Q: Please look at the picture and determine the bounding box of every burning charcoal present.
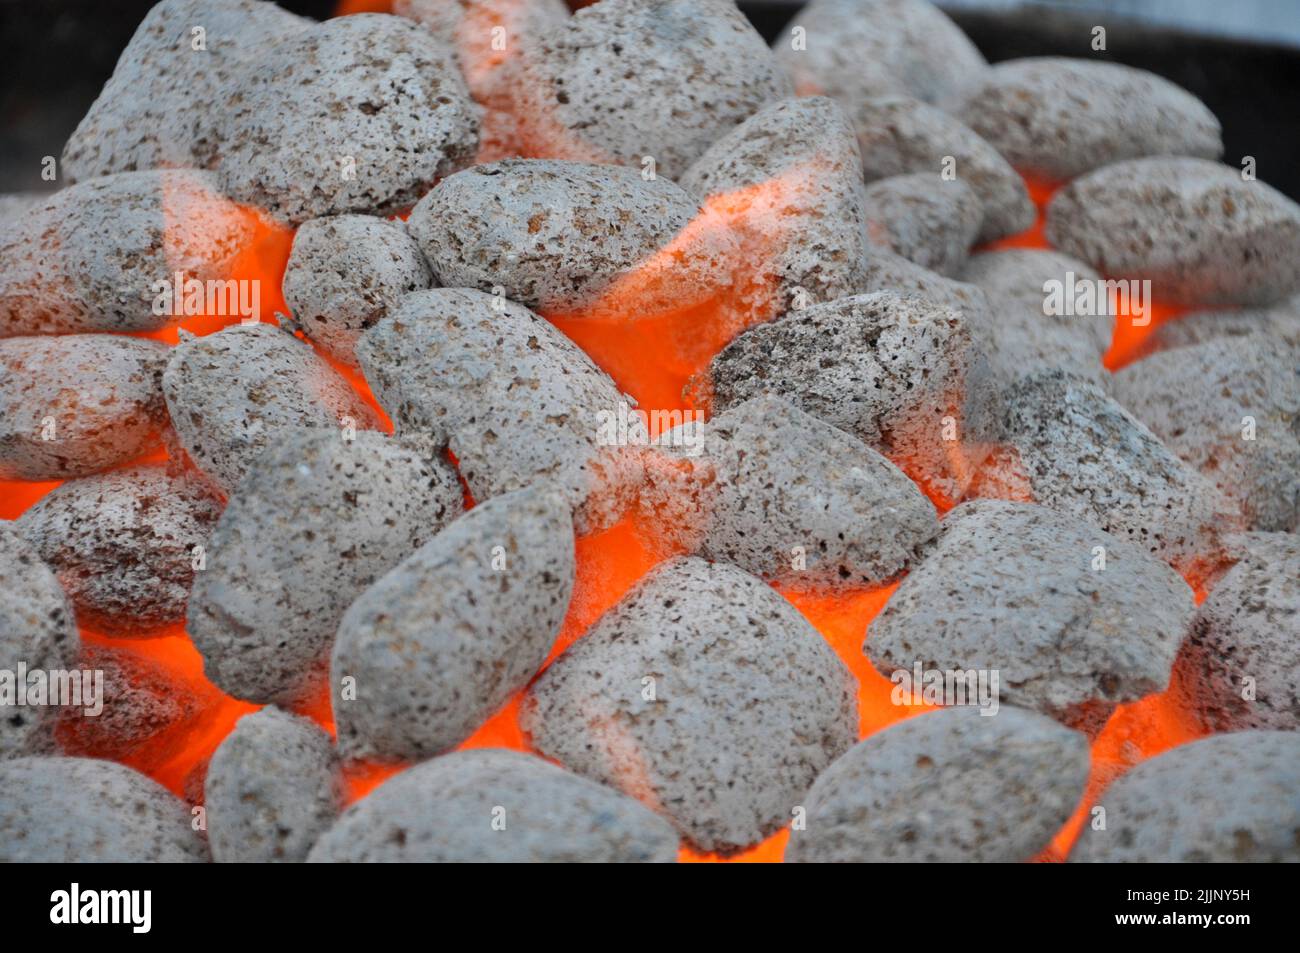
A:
[512,0,790,181]
[55,644,205,767]
[61,0,309,181]
[1113,335,1300,531]
[188,428,462,706]
[1,170,258,336]
[960,58,1223,182]
[642,396,938,591]
[1046,157,1300,307]
[959,249,1112,386]
[0,756,207,862]
[521,556,857,855]
[977,370,1237,575]
[774,0,987,112]
[16,466,222,637]
[395,0,570,163]
[678,96,873,313]
[161,323,382,494]
[1182,534,1300,732]
[866,500,1194,724]
[1071,731,1300,862]
[282,215,433,369]
[787,707,1090,862]
[1141,296,1300,355]
[698,291,997,502]
[863,173,983,277]
[217,14,479,226]
[858,247,992,318]
[407,160,735,319]
[308,748,678,862]
[849,95,1035,243]
[0,335,170,480]
[206,707,340,863]
[0,525,79,761]
[358,288,641,532]
[333,486,575,762]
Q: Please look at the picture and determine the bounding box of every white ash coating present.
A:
[522,556,858,855]
[787,706,1090,862]
[61,0,310,181]
[216,13,480,226]
[1140,296,1300,356]
[959,249,1112,387]
[863,173,983,277]
[332,486,575,763]
[308,748,679,863]
[1183,534,1300,732]
[408,159,735,318]
[282,214,433,368]
[0,169,257,336]
[187,428,463,706]
[513,0,790,181]
[1046,157,1300,308]
[0,335,171,480]
[17,465,223,638]
[980,370,1238,574]
[1071,731,1300,863]
[0,756,207,862]
[0,524,78,761]
[699,291,997,502]
[774,0,987,112]
[0,192,48,224]
[960,57,1223,183]
[849,94,1036,243]
[678,96,873,314]
[857,247,993,319]
[162,322,382,494]
[206,706,341,863]
[357,288,642,533]
[642,396,938,590]
[1113,334,1300,532]
[867,500,1194,719]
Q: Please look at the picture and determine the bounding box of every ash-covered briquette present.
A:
[1183,534,1300,733]
[522,557,858,855]
[512,0,789,181]
[641,396,938,591]
[188,429,463,707]
[1139,296,1300,356]
[162,322,382,495]
[774,0,987,112]
[0,756,208,862]
[332,486,575,763]
[1113,334,1300,532]
[786,707,1090,863]
[0,525,79,761]
[698,291,997,502]
[282,215,433,369]
[16,465,223,637]
[1047,157,1300,307]
[0,335,170,480]
[678,96,873,315]
[0,170,257,336]
[357,288,641,533]
[205,707,340,863]
[858,247,993,318]
[395,0,570,163]
[959,249,1112,387]
[862,173,983,277]
[61,0,309,182]
[849,95,1035,243]
[1071,731,1300,863]
[408,160,735,319]
[217,14,479,226]
[0,193,47,224]
[975,370,1237,575]
[866,500,1194,723]
[308,749,679,863]
[960,57,1223,182]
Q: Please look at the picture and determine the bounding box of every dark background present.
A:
[2,0,1297,197]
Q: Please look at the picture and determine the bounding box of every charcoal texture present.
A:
[1140,297,1300,356]
[863,173,983,277]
